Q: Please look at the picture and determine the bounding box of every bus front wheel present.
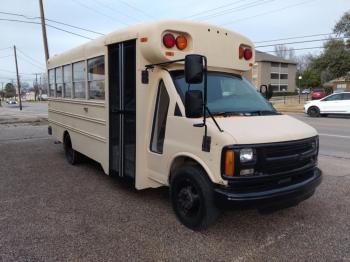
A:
[170,165,220,230]
[63,133,80,165]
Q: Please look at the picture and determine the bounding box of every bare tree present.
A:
[274,44,296,60]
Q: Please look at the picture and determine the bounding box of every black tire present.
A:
[63,133,80,165]
[307,106,320,117]
[170,165,220,230]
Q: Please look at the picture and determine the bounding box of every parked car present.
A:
[302,88,311,94]
[6,100,17,104]
[311,88,327,100]
[304,92,350,117]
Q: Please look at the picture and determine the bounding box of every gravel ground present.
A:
[0,124,349,261]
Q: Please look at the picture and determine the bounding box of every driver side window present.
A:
[323,94,342,101]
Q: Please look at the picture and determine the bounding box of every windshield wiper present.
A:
[246,110,279,116]
[212,112,243,117]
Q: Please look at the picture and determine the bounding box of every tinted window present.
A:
[150,81,170,154]
[88,56,105,100]
[281,63,288,68]
[172,71,274,114]
[342,93,350,100]
[323,94,342,101]
[73,61,86,99]
[280,85,288,91]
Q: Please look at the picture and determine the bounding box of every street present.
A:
[0,114,349,261]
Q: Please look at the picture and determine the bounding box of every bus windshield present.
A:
[171,71,276,116]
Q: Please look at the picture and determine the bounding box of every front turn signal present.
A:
[224,150,235,176]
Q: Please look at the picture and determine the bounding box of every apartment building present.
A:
[250,51,298,92]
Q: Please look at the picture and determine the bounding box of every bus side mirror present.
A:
[260,84,274,100]
[185,90,203,118]
[267,84,274,100]
[185,55,204,84]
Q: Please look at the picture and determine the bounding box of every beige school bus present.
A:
[47,20,322,230]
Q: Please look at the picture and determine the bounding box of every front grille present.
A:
[256,137,317,176]
[225,137,319,191]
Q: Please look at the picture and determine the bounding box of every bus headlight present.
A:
[240,148,255,163]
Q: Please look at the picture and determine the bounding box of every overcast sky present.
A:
[0,0,349,85]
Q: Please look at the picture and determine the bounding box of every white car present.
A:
[304,92,350,117]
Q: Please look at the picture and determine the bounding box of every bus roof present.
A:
[48,20,254,71]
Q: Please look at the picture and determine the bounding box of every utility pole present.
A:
[13,45,22,110]
[39,0,49,63]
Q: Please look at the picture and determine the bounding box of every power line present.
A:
[0,18,93,40]
[221,0,318,26]
[0,11,105,36]
[195,0,275,21]
[262,46,325,53]
[184,0,242,19]
[0,55,13,59]
[93,0,141,23]
[254,33,335,43]
[0,68,41,76]
[16,48,45,66]
[118,0,155,19]
[71,0,129,26]
[256,37,348,48]
[17,54,46,70]
[0,47,12,51]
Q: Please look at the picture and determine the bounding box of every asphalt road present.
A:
[0,115,349,261]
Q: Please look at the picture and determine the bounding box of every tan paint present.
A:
[48,20,317,190]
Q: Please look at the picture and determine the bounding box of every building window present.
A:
[280,85,288,91]
[88,56,105,100]
[73,61,86,99]
[63,64,72,98]
[280,74,288,79]
[337,83,346,90]
[271,62,279,68]
[150,81,170,154]
[270,85,279,92]
[281,63,288,68]
[271,73,279,79]
[48,69,55,97]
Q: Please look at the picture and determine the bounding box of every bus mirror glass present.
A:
[267,84,274,100]
[185,90,203,118]
[185,55,204,84]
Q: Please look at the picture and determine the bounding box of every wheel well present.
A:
[169,156,209,184]
[308,106,319,111]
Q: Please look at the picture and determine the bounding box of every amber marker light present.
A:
[176,35,187,50]
[224,150,235,176]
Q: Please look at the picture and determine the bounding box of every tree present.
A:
[4,83,16,98]
[299,69,321,88]
[334,11,350,38]
[274,44,296,60]
[310,39,350,82]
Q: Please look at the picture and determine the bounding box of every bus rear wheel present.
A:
[63,133,80,165]
[170,165,220,230]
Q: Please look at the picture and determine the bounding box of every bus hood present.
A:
[211,115,317,144]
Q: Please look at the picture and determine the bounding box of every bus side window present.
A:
[73,61,86,99]
[87,56,105,100]
[48,69,55,97]
[55,67,63,98]
[150,81,170,154]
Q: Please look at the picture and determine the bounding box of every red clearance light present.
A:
[176,35,187,50]
[163,33,176,48]
[244,48,253,60]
